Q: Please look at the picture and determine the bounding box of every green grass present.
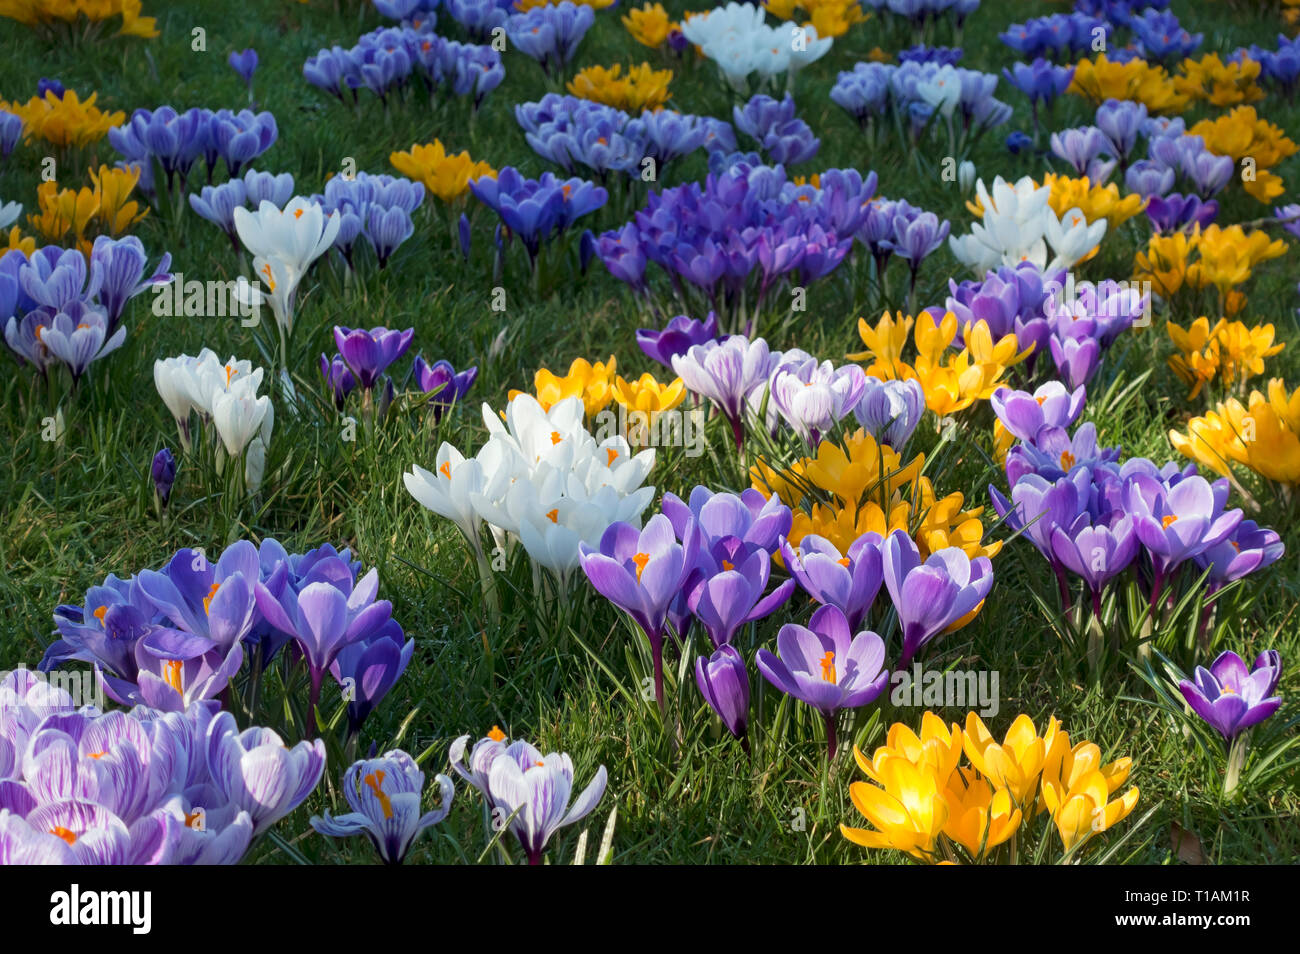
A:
[1,0,1298,865]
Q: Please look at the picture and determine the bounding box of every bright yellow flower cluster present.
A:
[3,226,37,256]
[390,140,495,205]
[26,165,147,256]
[1174,53,1265,107]
[763,0,867,37]
[612,372,685,421]
[1068,54,1190,114]
[621,2,678,48]
[1041,173,1146,228]
[848,311,1031,419]
[842,712,1138,862]
[749,429,1000,561]
[1188,106,1298,204]
[567,63,673,112]
[0,89,125,149]
[1132,225,1287,313]
[1170,379,1300,486]
[510,355,619,418]
[1167,317,1284,401]
[0,0,157,36]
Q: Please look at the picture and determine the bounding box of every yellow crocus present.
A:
[1174,53,1265,107]
[1043,173,1147,228]
[854,712,964,788]
[612,372,686,420]
[963,712,1066,807]
[848,311,914,379]
[841,756,949,862]
[621,2,676,47]
[942,767,1022,860]
[567,63,673,112]
[390,140,496,205]
[1041,767,1139,853]
[1068,54,1190,114]
[510,355,617,417]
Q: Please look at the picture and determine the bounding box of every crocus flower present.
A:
[190,180,248,249]
[152,447,176,506]
[853,377,926,449]
[330,630,415,737]
[695,644,750,743]
[1050,513,1140,610]
[881,530,993,667]
[578,514,699,710]
[228,49,259,90]
[671,335,776,450]
[448,726,510,798]
[334,326,414,393]
[485,741,608,865]
[413,356,477,422]
[768,354,868,447]
[636,313,720,370]
[206,711,327,836]
[1125,473,1242,582]
[137,541,261,651]
[1179,650,1283,740]
[1193,520,1285,589]
[990,382,1086,445]
[310,750,453,864]
[688,548,795,648]
[756,605,889,758]
[779,532,884,631]
[320,353,357,411]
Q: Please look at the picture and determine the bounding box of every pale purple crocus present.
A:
[695,644,750,745]
[778,532,883,631]
[1193,520,1285,591]
[768,356,868,447]
[486,742,608,865]
[229,49,259,91]
[311,750,453,864]
[334,326,414,393]
[688,548,796,649]
[1179,650,1283,741]
[755,605,889,758]
[881,530,993,668]
[671,335,776,451]
[990,382,1086,445]
[852,377,926,450]
[205,711,327,836]
[1126,473,1242,599]
[578,514,700,710]
[1050,513,1140,614]
[636,313,720,370]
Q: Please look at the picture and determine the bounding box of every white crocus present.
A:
[405,440,522,551]
[0,200,21,230]
[244,438,267,493]
[193,352,264,415]
[949,176,1057,273]
[154,350,216,448]
[212,389,272,458]
[233,197,340,274]
[916,65,961,118]
[1044,207,1108,273]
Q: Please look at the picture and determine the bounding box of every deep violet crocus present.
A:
[881,529,993,668]
[310,750,453,864]
[636,313,720,370]
[695,644,750,745]
[152,447,176,506]
[578,514,700,711]
[330,630,415,737]
[1179,650,1282,742]
[413,356,478,422]
[320,353,358,411]
[333,326,414,392]
[755,605,889,758]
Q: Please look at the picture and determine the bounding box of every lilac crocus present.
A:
[152,447,176,506]
[1050,127,1111,176]
[1193,520,1285,590]
[1125,160,1176,200]
[1179,651,1283,741]
[1002,58,1075,111]
[320,353,357,411]
[768,356,868,447]
[1094,99,1147,168]
[205,711,327,836]
[689,548,796,649]
[330,630,415,736]
[1126,473,1242,586]
[413,356,477,422]
[365,205,415,268]
[756,605,889,758]
[695,645,750,744]
[504,2,596,77]
[243,169,295,207]
[779,533,883,631]
[671,335,776,451]
[190,180,248,249]
[1050,513,1140,612]
[578,514,699,710]
[334,326,414,392]
[891,210,950,291]
[1049,335,1101,390]
[853,377,926,450]
[311,750,453,864]
[99,627,245,712]
[881,530,993,668]
[485,742,607,865]
[228,49,259,91]
[137,541,261,651]
[990,382,1086,445]
[0,110,22,159]
[636,313,720,370]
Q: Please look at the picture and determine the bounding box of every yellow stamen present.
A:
[1162,514,1178,529]
[819,651,836,683]
[203,582,221,616]
[163,659,184,695]
[488,725,506,742]
[722,560,734,571]
[362,770,394,820]
[225,363,236,387]
[93,606,108,624]
[632,552,650,582]
[837,557,851,567]
[1060,450,1076,470]
[50,826,78,845]
[439,461,451,479]
[86,751,106,760]
[546,508,558,523]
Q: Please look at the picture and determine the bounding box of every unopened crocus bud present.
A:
[228,48,259,91]
[152,447,176,506]
[695,644,750,742]
[958,159,975,195]
[458,213,472,262]
[244,438,266,493]
[579,229,596,275]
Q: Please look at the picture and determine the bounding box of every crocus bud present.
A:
[244,438,266,493]
[458,213,472,262]
[958,159,976,195]
[152,447,176,506]
[695,645,750,741]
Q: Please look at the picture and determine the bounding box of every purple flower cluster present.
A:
[313,171,425,269]
[999,13,1109,61]
[596,163,875,330]
[505,1,595,78]
[469,167,607,267]
[445,0,515,41]
[108,107,278,197]
[1043,278,1148,389]
[2,240,171,382]
[1240,35,1300,96]
[515,94,718,182]
[304,25,504,111]
[1129,8,1202,62]
[40,539,410,737]
[945,262,1059,370]
[733,93,820,167]
[189,168,296,250]
[0,672,325,864]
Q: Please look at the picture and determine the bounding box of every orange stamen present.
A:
[363,770,394,820]
[632,552,650,582]
[50,826,78,845]
[203,582,221,616]
[546,508,558,523]
[488,725,506,742]
[439,461,451,479]
[819,651,836,683]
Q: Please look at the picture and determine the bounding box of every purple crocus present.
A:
[1146,193,1217,233]
[136,541,260,651]
[89,235,172,334]
[1126,473,1242,586]
[1179,650,1283,741]
[636,313,720,370]
[688,547,796,649]
[330,630,415,736]
[578,514,700,710]
[228,48,259,91]
[1095,99,1147,169]
[205,711,327,836]
[990,382,1086,445]
[1050,126,1112,176]
[152,447,176,507]
[99,627,245,713]
[755,605,889,758]
[768,355,868,447]
[778,533,884,631]
[1050,513,1140,613]
[671,335,776,451]
[695,645,750,744]
[190,180,248,250]
[413,356,477,422]
[320,353,357,411]
[1193,520,1285,590]
[310,750,453,864]
[853,377,926,450]
[334,326,414,392]
[1049,335,1101,390]
[881,530,993,668]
